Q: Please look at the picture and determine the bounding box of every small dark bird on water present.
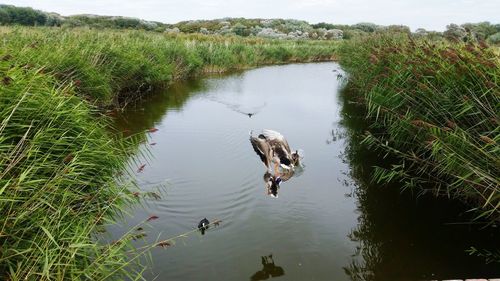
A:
[198,218,210,235]
[207,97,265,118]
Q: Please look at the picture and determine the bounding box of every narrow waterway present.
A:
[111,62,500,281]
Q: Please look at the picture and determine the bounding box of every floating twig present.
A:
[146,215,159,222]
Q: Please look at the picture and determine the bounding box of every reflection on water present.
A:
[207,95,267,118]
[339,86,500,280]
[113,79,208,136]
[262,169,295,198]
[112,63,500,280]
[263,171,282,198]
[251,254,285,281]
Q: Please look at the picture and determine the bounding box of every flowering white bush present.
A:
[165,27,180,33]
[325,29,343,40]
[488,32,500,44]
[257,27,287,39]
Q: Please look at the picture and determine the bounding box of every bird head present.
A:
[266,176,280,198]
[291,150,301,165]
[269,186,278,198]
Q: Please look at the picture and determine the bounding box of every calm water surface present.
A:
[112,63,499,281]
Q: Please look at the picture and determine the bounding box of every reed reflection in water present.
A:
[112,63,500,281]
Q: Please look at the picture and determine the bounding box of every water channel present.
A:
[111,62,500,281]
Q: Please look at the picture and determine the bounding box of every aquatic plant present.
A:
[0,27,337,106]
[0,26,337,279]
[0,57,154,279]
[338,34,500,221]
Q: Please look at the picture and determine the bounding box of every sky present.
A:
[2,0,499,31]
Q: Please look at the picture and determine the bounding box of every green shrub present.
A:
[488,32,500,44]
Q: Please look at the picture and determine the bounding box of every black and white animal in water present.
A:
[198,218,210,235]
[250,129,301,173]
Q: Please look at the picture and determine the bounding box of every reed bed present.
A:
[0,27,337,106]
[0,26,337,279]
[0,60,148,279]
[338,34,499,221]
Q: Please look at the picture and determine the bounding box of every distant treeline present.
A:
[0,4,166,30]
[1,4,499,43]
[0,4,62,26]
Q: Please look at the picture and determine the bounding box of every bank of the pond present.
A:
[0,27,337,280]
[0,27,337,106]
[338,34,499,222]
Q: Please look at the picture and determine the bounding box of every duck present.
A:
[250,129,300,173]
[250,132,275,172]
[198,218,210,235]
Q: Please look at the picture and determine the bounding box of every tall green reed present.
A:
[1,27,337,106]
[338,34,499,221]
[0,26,338,279]
[0,58,153,279]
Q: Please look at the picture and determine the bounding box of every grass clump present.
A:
[0,55,145,279]
[338,34,499,221]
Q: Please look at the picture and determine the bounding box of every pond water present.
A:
[112,62,500,281]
